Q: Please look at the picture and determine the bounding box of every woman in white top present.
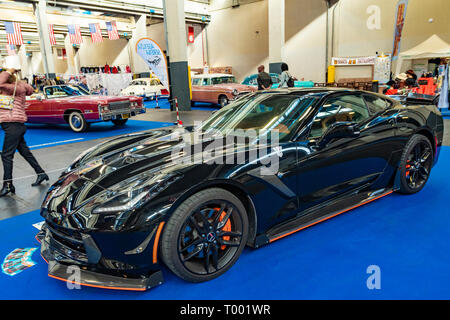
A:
[278,63,293,88]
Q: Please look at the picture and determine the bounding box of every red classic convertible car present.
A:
[25,85,145,132]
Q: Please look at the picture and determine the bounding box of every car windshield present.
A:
[211,76,236,85]
[197,93,318,142]
[45,85,89,98]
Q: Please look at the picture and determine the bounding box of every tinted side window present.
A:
[309,94,370,138]
[363,94,390,114]
[192,78,201,85]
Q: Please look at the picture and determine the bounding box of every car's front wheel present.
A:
[68,111,89,132]
[218,95,229,108]
[398,134,433,194]
[161,188,248,282]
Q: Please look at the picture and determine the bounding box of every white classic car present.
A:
[121,78,168,99]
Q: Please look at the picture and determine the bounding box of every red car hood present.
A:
[213,83,255,92]
[58,95,136,104]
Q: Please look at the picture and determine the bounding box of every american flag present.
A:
[67,24,83,44]
[89,23,103,43]
[6,44,16,56]
[4,22,23,45]
[106,21,119,40]
[48,24,57,46]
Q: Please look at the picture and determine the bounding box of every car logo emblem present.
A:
[207,233,215,242]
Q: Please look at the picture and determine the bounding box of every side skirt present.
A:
[254,189,393,247]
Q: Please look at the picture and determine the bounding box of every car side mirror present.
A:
[317,122,360,149]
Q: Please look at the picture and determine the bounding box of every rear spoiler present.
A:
[390,93,436,106]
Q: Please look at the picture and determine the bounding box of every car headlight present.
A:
[92,173,181,214]
[232,89,238,96]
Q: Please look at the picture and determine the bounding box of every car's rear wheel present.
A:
[111,119,128,126]
[398,134,433,194]
[68,111,89,132]
[218,95,229,108]
[161,188,248,282]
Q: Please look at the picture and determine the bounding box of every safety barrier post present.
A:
[175,97,183,127]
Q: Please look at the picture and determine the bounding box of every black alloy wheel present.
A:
[161,188,248,282]
[398,134,433,194]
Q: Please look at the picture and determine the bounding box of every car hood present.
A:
[58,95,131,103]
[41,126,268,229]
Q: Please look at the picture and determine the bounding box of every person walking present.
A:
[256,65,273,90]
[0,68,48,197]
[278,63,296,88]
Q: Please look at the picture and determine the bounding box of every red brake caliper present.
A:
[406,159,411,177]
[218,209,231,250]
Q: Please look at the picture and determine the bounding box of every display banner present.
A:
[437,64,449,110]
[136,38,169,90]
[331,56,376,66]
[392,0,408,61]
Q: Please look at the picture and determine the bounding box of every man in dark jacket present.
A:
[256,65,272,90]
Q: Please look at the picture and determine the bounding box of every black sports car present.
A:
[37,88,444,291]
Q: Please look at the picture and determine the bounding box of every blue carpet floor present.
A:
[145,99,220,111]
[0,120,174,151]
[0,148,449,299]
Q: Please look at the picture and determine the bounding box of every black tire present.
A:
[68,111,88,132]
[161,188,248,283]
[112,119,128,126]
[218,95,229,108]
[397,134,433,194]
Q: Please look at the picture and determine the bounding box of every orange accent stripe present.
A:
[152,222,165,264]
[41,253,48,264]
[48,274,146,292]
[269,190,394,243]
[35,235,41,243]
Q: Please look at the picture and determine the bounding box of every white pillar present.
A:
[163,0,191,110]
[268,0,285,74]
[130,14,149,75]
[65,35,76,74]
[34,0,55,78]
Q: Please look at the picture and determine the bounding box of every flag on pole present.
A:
[89,23,103,43]
[67,24,83,44]
[48,24,57,46]
[6,44,16,56]
[105,21,120,40]
[4,22,24,45]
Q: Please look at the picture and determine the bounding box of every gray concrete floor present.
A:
[0,110,449,220]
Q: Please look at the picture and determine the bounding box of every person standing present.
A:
[256,65,273,90]
[278,63,296,88]
[0,68,49,197]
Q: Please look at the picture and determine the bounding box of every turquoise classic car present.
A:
[242,73,314,89]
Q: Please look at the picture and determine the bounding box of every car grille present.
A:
[47,222,86,254]
[109,101,131,112]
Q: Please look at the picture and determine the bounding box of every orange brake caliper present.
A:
[406,159,411,177]
[218,209,231,250]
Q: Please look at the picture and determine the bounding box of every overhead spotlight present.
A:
[428,18,434,23]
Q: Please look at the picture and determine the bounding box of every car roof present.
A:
[192,73,235,78]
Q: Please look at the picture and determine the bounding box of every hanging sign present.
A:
[136,38,169,90]
[391,0,408,61]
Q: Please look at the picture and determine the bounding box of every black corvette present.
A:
[37,88,444,290]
